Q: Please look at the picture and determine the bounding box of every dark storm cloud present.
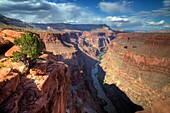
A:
[0,0,90,23]
[0,0,52,12]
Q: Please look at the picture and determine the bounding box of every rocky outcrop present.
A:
[5,46,20,57]
[0,29,23,55]
[100,33,170,109]
[0,53,70,113]
[0,29,24,42]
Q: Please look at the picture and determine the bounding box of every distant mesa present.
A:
[33,23,113,31]
[0,14,114,32]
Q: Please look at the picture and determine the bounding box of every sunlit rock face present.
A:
[100,33,170,109]
[0,53,70,113]
[0,29,24,42]
[136,100,170,113]
[0,29,24,55]
[40,31,116,58]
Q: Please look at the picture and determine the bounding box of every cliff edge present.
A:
[0,53,70,113]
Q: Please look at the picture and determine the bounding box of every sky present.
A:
[0,0,170,31]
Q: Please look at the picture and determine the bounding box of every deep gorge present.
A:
[0,29,170,113]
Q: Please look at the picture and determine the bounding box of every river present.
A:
[91,63,117,113]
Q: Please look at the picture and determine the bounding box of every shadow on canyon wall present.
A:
[60,32,144,113]
[97,65,144,113]
[65,36,143,113]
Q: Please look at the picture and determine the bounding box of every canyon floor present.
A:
[0,28,170,113]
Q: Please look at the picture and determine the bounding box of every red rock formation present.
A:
[0,29,24,55]
[5,45,20,57]
[100,33,170,109]
[0,53,70,113]
[0,29,24,42]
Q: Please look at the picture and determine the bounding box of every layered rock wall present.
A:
[40,31,115,57]
[100,33,170,109]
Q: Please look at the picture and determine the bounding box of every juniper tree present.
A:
[12,32,43,67]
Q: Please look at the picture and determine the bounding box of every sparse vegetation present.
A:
[12,32,44,67]
[0,62,4,67]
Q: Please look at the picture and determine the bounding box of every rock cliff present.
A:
[0,29,115,113]
[2,29,169,113]
[100,33,170,109]
[0,52,70,113]
[39,31,114,113]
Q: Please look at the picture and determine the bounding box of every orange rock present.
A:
[0,67,20,104]
[0,53,70,113]
[1,30,24,42]
[136,101,170,113]
[5,46,20,57]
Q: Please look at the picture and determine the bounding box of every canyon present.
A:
[100,33,170,112]
[0,28,170,113]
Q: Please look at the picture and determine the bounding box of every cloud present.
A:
[164,24,170,28]
[147,20,165,25]
[0,0,92,23]
[104,16,129,22]
[99,1,133,13]
[95,16,144,30]
[0,0,52,12]
[135,8,170,18]
[0,0,169,31]
[163,0,170,7]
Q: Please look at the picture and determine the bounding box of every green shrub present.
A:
[0,62,4,67]
[12,32,43,65]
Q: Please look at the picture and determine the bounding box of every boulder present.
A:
[5,46,20,57]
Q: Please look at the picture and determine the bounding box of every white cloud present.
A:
[163,0,170,7]
[104,16,129,22]
[164,24,170,28]
[147,20,165,25]
[93,16,144,30]
[99,1,133,13]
